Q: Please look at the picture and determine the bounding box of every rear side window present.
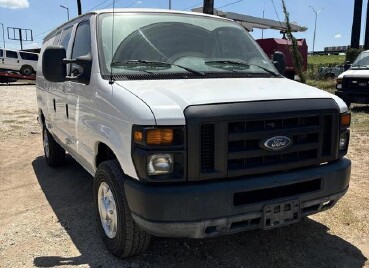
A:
[6,50,18,59]
[59,26,73,49]
[19,52,38,61]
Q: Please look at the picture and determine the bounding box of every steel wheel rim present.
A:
[98,181,118,239]
[43,128,50,159]
[24,68,31,76]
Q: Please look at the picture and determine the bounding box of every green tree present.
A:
[281,0,306,83]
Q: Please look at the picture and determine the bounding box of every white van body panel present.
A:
[338,69,369,79]
[116,78,348,125]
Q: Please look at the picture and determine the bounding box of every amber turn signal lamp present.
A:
[134,130,143,143]
[341,113,351,128]
[147,129,174,145]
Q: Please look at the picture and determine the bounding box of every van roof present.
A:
[44,8,231,41]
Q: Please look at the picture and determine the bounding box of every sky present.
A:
[0,0,366,52]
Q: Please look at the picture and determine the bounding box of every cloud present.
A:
[0,0,29,9]
[334,33,342,38]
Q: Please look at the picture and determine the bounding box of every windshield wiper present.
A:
[111,60,205,76]
[205,60,281,77]
[351,65,369,69]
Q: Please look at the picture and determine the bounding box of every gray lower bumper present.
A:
[125,158,351,238]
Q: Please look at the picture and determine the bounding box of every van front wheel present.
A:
[94,160,151,258]
[20,65,34,76]
[43,126,65,166]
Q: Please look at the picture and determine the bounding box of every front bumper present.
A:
[124,158,351,238]
[336,89,369,103]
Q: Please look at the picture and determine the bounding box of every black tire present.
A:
[94,160,151,258]
[43,126,65,167]
[20,65,34,76]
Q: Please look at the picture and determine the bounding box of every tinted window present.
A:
[19,52,38,61]
[72,21,91,58]
[0,50,3,58]
[59,26,73,49]
[6,50,18,59]
[71,21,91,76]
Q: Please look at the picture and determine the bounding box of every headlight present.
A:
[147,153,173,175]
[339,132,349,150]
[336,78,343,89]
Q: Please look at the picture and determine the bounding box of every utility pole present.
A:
[351,0,363,49]
[0,23,5,49]
[77,0,82,15]
[203,0,214,15]
[60,5,70,21]
[169,0,172,9]
[364,0,369,49]
[309,6,318,54]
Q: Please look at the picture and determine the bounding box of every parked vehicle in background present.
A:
[257,38,308,80]
[37,9,351,258]
[319,65,344,79]
[0,49,38,76]
[336,50,369,107]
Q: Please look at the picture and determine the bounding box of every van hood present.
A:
[116,78,346,125]
[338,69,369,78]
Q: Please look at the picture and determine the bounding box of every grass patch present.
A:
[350,106,369,132]
[306,79,336,94]
[308,55,345,65]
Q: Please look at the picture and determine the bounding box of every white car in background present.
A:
[0,49,38,76]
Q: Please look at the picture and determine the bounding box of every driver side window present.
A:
[71,21,91,77]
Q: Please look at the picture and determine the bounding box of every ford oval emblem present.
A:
[261,136,292,151]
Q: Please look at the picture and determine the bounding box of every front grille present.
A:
[344,78,369,91]
[199,113,337,178]
[201,124,215,171]
[185,99,340,181]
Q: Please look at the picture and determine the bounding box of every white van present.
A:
[336,50,369,107]
[0,48,38,76]
[36,9,351,258]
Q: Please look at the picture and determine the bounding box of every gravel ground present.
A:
[0,84,368,267]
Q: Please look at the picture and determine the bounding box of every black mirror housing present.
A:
[42,46,67,82]
[272,51,286,76]
[344,61,352,71]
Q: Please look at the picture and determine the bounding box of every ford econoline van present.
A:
[36,9,351,258]
[336,50,369,107]
[0,49,38,75]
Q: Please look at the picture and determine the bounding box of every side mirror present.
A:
[42,46,66,82]
[64,53,92,84]
[344,61,352,71]
[272,51,286,76]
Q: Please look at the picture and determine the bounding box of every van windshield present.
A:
[97,12,278,78]
[351,51,369,69]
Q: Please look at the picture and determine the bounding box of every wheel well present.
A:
[96,143,117,168]
[40,110,45,125]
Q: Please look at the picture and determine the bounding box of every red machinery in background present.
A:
[257,38,308,80]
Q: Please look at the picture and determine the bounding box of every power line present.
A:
[270,0,283,28]
[182,2,202,11]
[87,0,110,11]
[216,0,244,9]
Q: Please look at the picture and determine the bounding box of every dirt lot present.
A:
[0,84,368,268]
